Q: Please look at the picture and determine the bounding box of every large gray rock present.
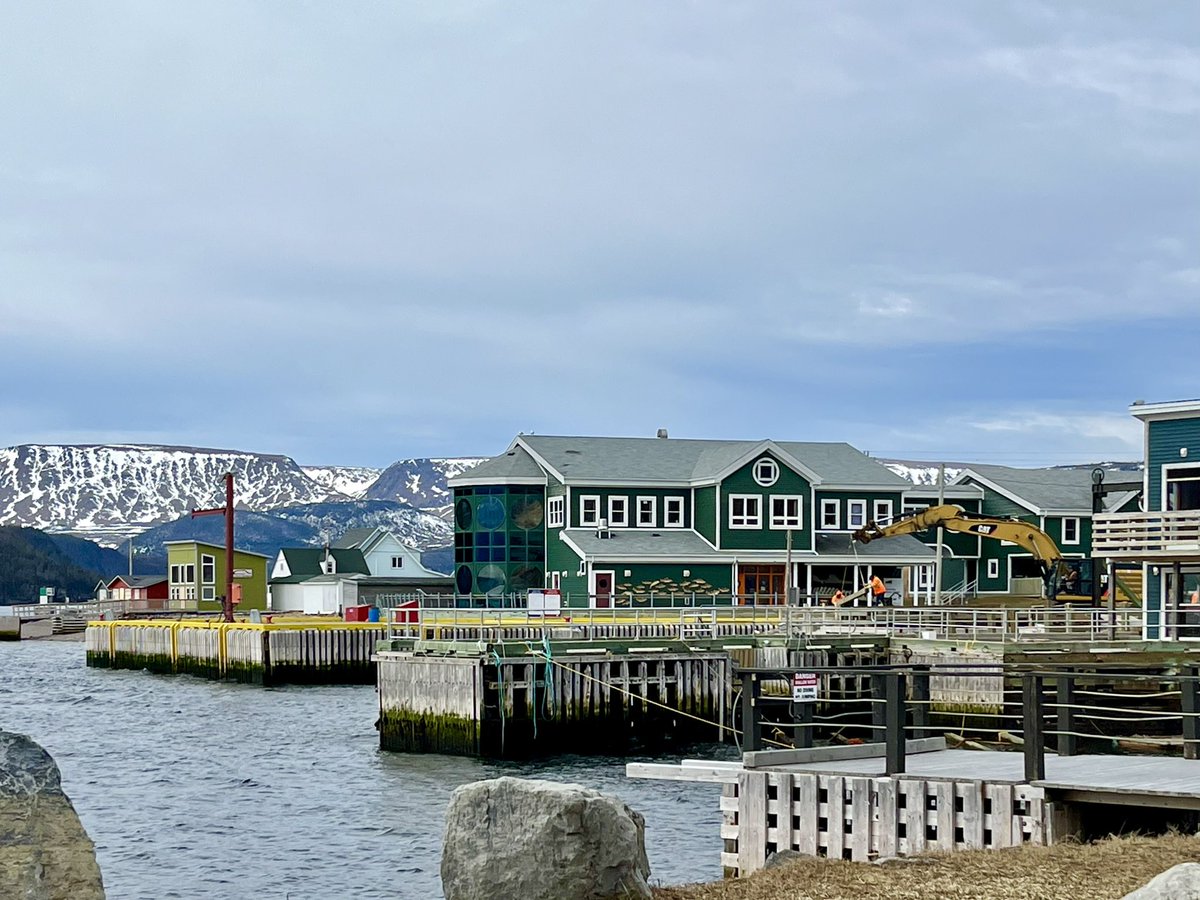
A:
[1124,863,1200,900]
[0,731,105,899]
[441,776,651,900]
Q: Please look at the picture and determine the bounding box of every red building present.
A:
[106,575,169,610]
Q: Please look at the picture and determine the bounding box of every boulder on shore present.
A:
[0,730,105,900]
[440,776,651,900]
[1124,863,1200,900]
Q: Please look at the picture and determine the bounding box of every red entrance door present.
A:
[594,572,613,608]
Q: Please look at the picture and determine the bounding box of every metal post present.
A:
[934,463,946,605]
[871,673,887,743]
[885,672,906,775]
[1107,560,1117,641]
[1056,676,1077,757]
[1182,667,1200,761]
[1023,674,1045,781]
[742,674,762,752]
[224,473,235,624]
[792,697,814,750]
[911,666,931,739]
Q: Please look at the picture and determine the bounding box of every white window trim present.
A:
[202,586,215,600]
[1062,516,1081,546]
[608,496,629,528]
[664,496,685,528]
[547,497,565,528]
[580,495,601,528]
[201,554,216,585]
[753,457,779,487]
[987,558,1000,579]
[847,499,867,530]
[770,495,804,530]
[636,496,657,528]
[820,499,840,530]
[729,494,762,529]
[872,500,893,525]
[391,555,405,568]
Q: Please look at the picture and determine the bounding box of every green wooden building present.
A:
[164,540,270,612]
[449,433,939,608]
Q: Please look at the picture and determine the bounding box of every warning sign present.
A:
[792,672,818,703]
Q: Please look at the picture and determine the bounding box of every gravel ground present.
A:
[654,833,1200,900]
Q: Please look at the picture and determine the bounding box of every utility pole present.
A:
[192,473,236,623]
[785,527,794,605]
[933,463,946,605]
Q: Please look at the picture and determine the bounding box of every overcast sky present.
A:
[2,2,1197,468]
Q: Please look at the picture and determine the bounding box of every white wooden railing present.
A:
[1093,510,1200,559]
[4,600,129,621]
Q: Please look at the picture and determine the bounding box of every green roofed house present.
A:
[448,432,940,608]
[269,548,372,614]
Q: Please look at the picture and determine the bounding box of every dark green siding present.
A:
[814,491,906,531]
[596,563,732,605]
[570,487,691,530]
[718,453,812,550]
[1149,418,1200,512]
[694,486,717,544]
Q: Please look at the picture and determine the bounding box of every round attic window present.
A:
[753,457,779,487]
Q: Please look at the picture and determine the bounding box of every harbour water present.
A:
[0,640,724,899]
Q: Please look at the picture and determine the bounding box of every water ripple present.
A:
[1,641,725,899]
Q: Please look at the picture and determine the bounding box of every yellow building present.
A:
[164,541,270,612]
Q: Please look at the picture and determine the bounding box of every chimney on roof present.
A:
[656,428,669,439]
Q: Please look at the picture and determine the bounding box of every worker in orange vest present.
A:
[870,575,886,605]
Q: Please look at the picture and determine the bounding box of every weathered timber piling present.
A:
[377,649,733,758]
[86,620,386,686]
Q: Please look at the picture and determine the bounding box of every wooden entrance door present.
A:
[737,565,785,605]
[594,571,613,608]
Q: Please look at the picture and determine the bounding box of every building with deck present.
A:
[1094,399,1200,639]
[450,434,940,607]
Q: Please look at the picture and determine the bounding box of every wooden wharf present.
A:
[631,663,1200,878]
[85,619,386,686]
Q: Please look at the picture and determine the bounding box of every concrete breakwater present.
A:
[85,620,386,686]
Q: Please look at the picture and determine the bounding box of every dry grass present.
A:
[653,833,1200,900]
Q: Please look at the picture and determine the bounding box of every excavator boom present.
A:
[853,504,1068,595]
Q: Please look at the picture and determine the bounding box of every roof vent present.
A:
[656,428,669,439]
[596,518,612,540]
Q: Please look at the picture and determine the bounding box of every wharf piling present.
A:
[376,648,734,758]
[85,620,385,686]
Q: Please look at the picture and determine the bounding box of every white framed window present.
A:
[608,496,628,527]
[391,555,405,569]
[547,497,565,528]
[848,500,867,529]
[753,457,779,487]
[202,586,215,600]
[580,495,601,527]
[729,494,762,529]
[987,559,1000,579]
[184,585,196,600]
[664,496,685,527]
[550,571,561,590]
[903,504,923,516]
[201,554,215,584]
[770,495,803,529]
[170,565,181,583]
[636,496,657,527]
[183,564,195,584]
[820,499,840,530]
[1062,517,1080,545]
[873,500,893,525]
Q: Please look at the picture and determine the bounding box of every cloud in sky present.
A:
[0,2,1196,466]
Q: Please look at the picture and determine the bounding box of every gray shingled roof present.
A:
[111,575,168,588]
[333,527,376,549]
[513,436,908,486]
[815,533,935,561]
[450,444,546,482]
[562,528,731,560]
[955,464,1101,513]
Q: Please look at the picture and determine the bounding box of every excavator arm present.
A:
[853,504,1067,594]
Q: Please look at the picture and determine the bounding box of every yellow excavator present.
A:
[852,504,1082,603]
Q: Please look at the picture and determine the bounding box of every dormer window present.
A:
[753,458,779,487]
[323,556,337,575]
[391,555,404,569]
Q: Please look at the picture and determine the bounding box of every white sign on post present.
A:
[792,672,818,703]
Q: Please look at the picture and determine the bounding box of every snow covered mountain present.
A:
[0,444,485,547]
[299,465,384,499]
[882,461,965,486]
